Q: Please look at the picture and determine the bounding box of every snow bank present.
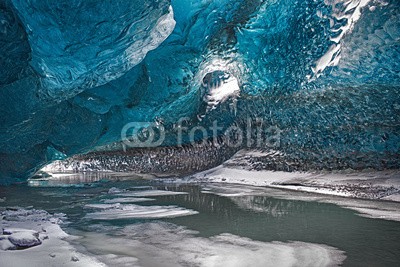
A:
[0,208,104,267]
[191,165,400,201]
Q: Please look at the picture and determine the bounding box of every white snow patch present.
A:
[191,165,400,198]
[7,231,41,248]
[0,208,105,267]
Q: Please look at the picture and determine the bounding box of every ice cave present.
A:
[0,0,399,266]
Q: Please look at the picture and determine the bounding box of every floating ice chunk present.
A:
[108,187,123,194]
[102,198,155,204]
[85,204,198,220]
[117,190,188,197]
[85,204,121,210]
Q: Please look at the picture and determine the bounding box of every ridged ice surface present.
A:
[0,0,399,183]
[11,0,175,99]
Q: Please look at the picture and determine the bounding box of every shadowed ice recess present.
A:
[0,0,399,183]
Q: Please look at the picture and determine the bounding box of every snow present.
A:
[0,208,105,267]
[7,231,42,248]
[3,228,39,235]
[190,165,400,201]
[189,166,400,222]
[0,238,15,251]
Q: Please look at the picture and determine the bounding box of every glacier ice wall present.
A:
[0,0,399,183]
[11,0,175,99]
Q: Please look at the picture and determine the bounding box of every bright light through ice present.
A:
[201,70,240,119]
[205,74,240,104]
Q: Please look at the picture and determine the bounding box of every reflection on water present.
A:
[1,177,399,266]
[76,222,345,267]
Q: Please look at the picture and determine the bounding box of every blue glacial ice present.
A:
[0,0,399,183]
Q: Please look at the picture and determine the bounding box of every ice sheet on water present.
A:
[79,221,346,267]
[84,204,198,220]
[102,198,155,204]
[117,190,188,197]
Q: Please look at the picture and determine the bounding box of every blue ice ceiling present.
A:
[0,0,399,183]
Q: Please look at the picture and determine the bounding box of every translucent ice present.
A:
[0,0,399,183]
